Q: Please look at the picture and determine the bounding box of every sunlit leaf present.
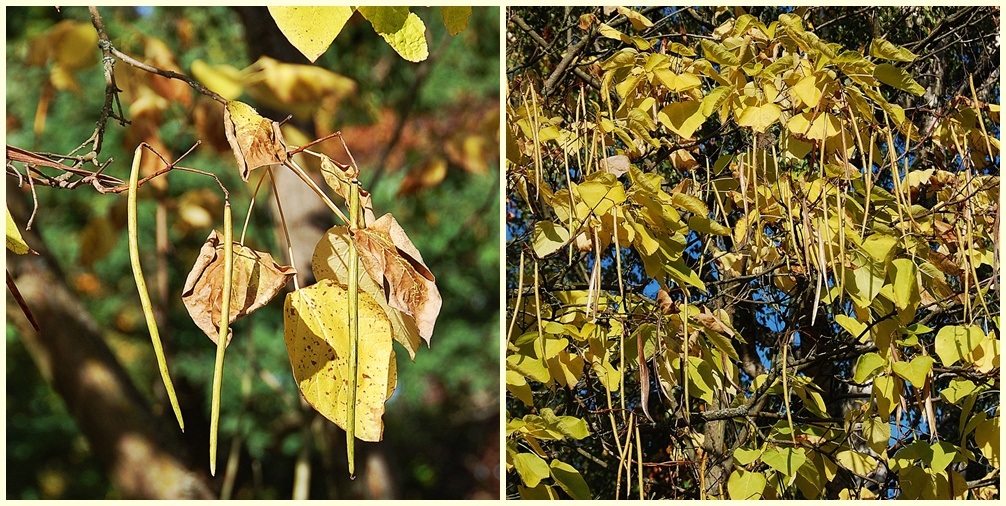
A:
[870,39,917,63]
[268,6,355,62]
[727,469,766,500]
[532,221,570,258]
[737,102,781,133]
[762,446,807,478]
[313,226,425,358]
[6,206,31,255]
[284,279,396,441]
[891,355,933,387]
[358,7,429,62]
[190,59,243,101]
[658,100,706,139]
[853,352,886,383]
[934,325,984,367]
[834,449,877,476]
[513,452,550,488]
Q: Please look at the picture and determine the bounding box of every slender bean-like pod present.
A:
[209,202,234,476]
[346,178,361,477]
[127,145,184,431]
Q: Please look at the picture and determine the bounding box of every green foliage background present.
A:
[6,6,499,499]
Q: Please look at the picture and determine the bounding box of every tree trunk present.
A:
[6,189,215,499]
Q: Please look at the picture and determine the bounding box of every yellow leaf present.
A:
[974,417,999,468]
[737,102,781,133]
[284,279,396,441]
[6,206,31,255]
[268,6,355,62]
[834,449,877,476]
[52,20,99,71]
[358,7,429,62]
[313,226,424,359]
[616,6,653,31]
[243,56,357,121]
[658,100,706,139]
[787,111,841,140]
[533,222,570,258]
[440,6,471,36]
[223,100,288,180]
[791,74,822,108]
[190,59,243,101]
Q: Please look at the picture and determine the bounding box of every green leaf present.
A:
[874,63,925,96]
[733,447,761,466]
[934,325,984,367]
[684,356,716,404]
[532,221,570,258]
[268,6,355,62]
[658,100,706,139]
[518,483,559,499]
[869,39,917,63]
[862,416,891,456]
[6,206,30,254]
[853,352,886,383]
[939,378,979,404]
[889,259,919,312]
[513,452,551,488]
[929,441,957,473]
[440,6,471,36]
[891,355,933,387]
[549,459,591,499]
[762,447,807,478]
[874,375,896,418]
[843,261,885,307]
[836,314,868,340]
[358,7,429,62]
[727,469,766,500]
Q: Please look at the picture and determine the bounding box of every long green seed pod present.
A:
[346,178,361,477]
[209,202,234,476]
[127,145,184,431]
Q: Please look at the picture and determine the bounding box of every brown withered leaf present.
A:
[351,214,441,344]
[312,226,423,359]
[182,230,296,344]
[656,288,675,315]
[319,154,377,226]
[223,100,289,181]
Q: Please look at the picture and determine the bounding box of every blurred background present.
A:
[6,6,499,499]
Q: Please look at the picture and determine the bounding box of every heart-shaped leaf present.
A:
[268,6,355,63]
[182,230,296,344]
[284,279,396,441]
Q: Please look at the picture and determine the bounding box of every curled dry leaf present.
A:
[182,230,296,344]
[350,214,442,344]
[601,154,630,177]
[284,279,396,441]
[656,288,676,315]
[313,226,423,359]
[223,100,289,181]
[319,155,377,226]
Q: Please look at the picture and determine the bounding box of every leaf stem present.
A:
[127,145,184,431]
[210,202,234,476]
[346,177,361,477]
